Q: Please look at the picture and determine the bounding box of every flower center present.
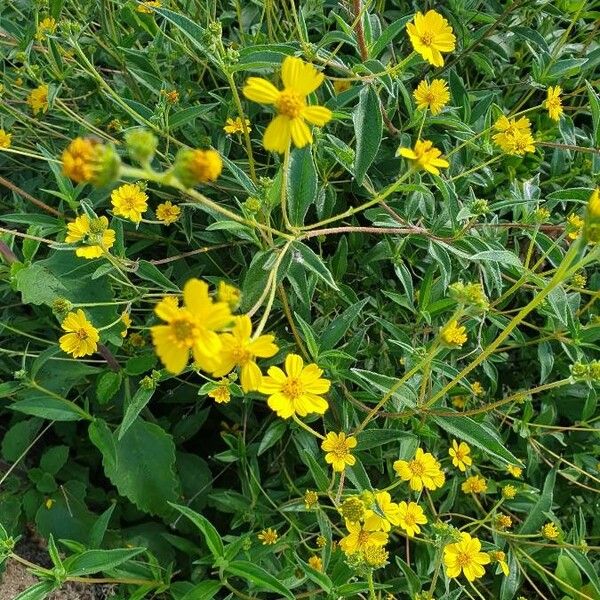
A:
[282,377,304,400]
[76,328,89,340]
[330,440,349,459]
[170,317,198,347]
[231,345,252,365]
[123,195,138,210]
[457,552,472,567]
[404,513,416,526]
[425,91,437,104]
[357,530,370,546]
[409,459,425,476]
[276,90,305,118]
[420,32,434,46]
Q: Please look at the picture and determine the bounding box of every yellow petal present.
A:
[240,361,263,392]
[302,105,332,126]
[263,115,291,153]
[281,56,324,96]
[290,118,312,148]
[243,77,280,104]
[285,353,304,377]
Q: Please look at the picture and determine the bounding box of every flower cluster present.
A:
[492,115,535,155]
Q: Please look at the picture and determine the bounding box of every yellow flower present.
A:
[211,315,278,392]
[449,440,472,472]
[407,10,456,67]
[0,129,12,148]
[137,1,161,13]
[492,116,535,155]
[541,522,559,540]
[121,312,132,338]
[150,279,232,374]
[490,550,510,576]
[308,555,323,571]
[506,465,522,478]
[28,84,49,115]
[224,117,251,134]
[496,515,513,530]
[304,490,318,509]
[62,137,118,185]
[413,79,450,115]
[566,214,584,240]
[59,309,99,358]
[242,56,332,153]
[339,521,388,555]
[259,353,330,419]
[396,139,449,175]
[587,187,600,218]
[321,432,357,473]
[544,86,563,121]
[257,528,278,545]
[441,319,467,346]
[363,491,400,532]
[363,545,389,568]
[111,183,148,223]
[217,281,241,310]
[461,474,487,494]
[36,17,57,41]
[65,214,116,259]
[471,381,485,396]
[155,201,181,225]
[396,501,427,538]
[443,532,490,581]
[208,379,231,404]
[339,497,366,522]
[502,484,517,499]
[393,448,445,491]
[164,89,179,104]
[174,148,223,187]
[452,395,467,409]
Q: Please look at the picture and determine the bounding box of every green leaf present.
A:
[13,582,55,600]
[350,369,415,409]
[168,503,224,559]
[2,419,42,462]
[135,260,179,292]
[118,387,155,440]
[369,16,411,59]
[470,250,522,268]
[153,8,212,64]
[291,242,339,290]
[320,298,369,350]
[555,554,583,595]
[9,397,84,422]
[295,554,333,593]
[353,85,382,185]
[257,420,287,456]
[96,371,122,405]
[88,504,116,548]
[300,449,330,492]
[89,418,180,517]
[565,549,600,597]
[357,429,417,451]
[180,581,222,600]
[287,147,317,226]
[65,548,145,576]
[14,262,65,306]
[520,468,557,534]
[225,560,294,600]
[432,412,521,466]
[40,446,69,475]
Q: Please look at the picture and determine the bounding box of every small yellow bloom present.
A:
[45,498,54,509]
[449,440,472,472]
[62,137,117,185]
[174,148,223,187]
[164,89,179,104]
[208,380,231,404]
[59,309,99,358]
[506,465,522,478]
[137,1,161,13]
[496,514,513,530]
[224,117,251,135]
[566,214,584,240]
[471,381,485,396]
[490,550,510,576]
[339,521,388,555]
[36,17,57,41]
[308,555,323,571]
[541,522,559,540]
[413,79,450,115]
[587,187,600,219]
[407,10,456,67]
[363,545,389,568]
[393,448,445,491]
[461,474,487,494]
[212,315,278,392]
[451,395,467,409]
[243,56,332,153]
[0,129,12,149]
[492,116,535,155]
[316,535,326,548]
[259,353,330,419]
[502,484,517,500]
[121,312,132,338]
[339,496,366,522]
[396,501,427,538]
[363,491,400,532]
[155,201,181,225]
[441,319,467,346]
[304,490,318,509]
[321,432,357,473]
[65,214,116,259]
[150,279,232,374]
[396,139,449,175]
[257,528,278,545]
[544,86,563,121]
[217,281,241,310]
[443,532,490,581]
[111,183,148,224]
[28,84,49,115]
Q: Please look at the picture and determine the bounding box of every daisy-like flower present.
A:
[502,484,517,499]
[321,432,357,473]
[174,148,223,187]
[443,532,490,581]
[257,528,278,545]
[62,137,118,185]
[65,214,116,259]
[208,379,231,404]
[396,501,427,537]
[150,279,232,374]
[211,315,278,392]
[471,381,485,396]
[566,214,584,240]
[449,440,472,472]
[0,129,12,149]
[544,86,563,121]
[155,201,181,225]
[304,490,319,509]
[407,10,456,67]
[224,117,251,135]
[339,521,388,555]
[28,84,49,115]
[461,474,487,494]
[396,139,449,175]
[137,0,161,13]
[363,491,401,532]
[111,183,148,224]
[506,465,522,478]
[496,514,513,530]
[217,281,241,310]
[393,448,445,491]
[440,319,467,346]
[35,17,57,41]
[490,550,510,576]
[492,116,535,155]
[258,353,330,419]
[541,522,559,540]
[308,555,323,571]
[413,79,450,115]
[121,312,132,338]
[59,309,99,358]
[242,56,332,153]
